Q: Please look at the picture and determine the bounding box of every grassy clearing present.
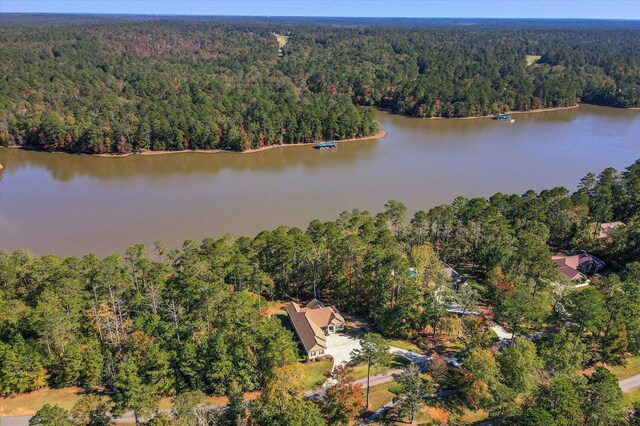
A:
[624,388,640,407]
[457,408,489,424]
[0,387,83,416]
[301,361,333,390]
[361,381,397,415]
[385,338,421,352]
[437,340,465,356]
[526,54,542,66]
[610,356,640,380]
[0,390,261,417]
[275,34,289,48]
[402,406,445,424]
[351,355,410,380]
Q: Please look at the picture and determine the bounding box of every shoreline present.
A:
[414,104,581,121]
[132,129,388,157]
[2,102,637,159]
[0,129,388,159]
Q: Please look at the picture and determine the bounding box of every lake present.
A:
[1,104,639,257]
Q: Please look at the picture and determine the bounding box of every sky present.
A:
[1,0,639,20]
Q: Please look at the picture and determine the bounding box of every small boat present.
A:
[314,141,337,150]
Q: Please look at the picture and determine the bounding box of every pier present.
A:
[314,141,337,150]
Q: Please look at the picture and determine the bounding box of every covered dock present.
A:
[314,141,337,149]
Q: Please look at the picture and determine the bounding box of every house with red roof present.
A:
[552,251,605,284]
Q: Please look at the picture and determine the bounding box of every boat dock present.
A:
[314,141,337,150]
[493,113,515,122]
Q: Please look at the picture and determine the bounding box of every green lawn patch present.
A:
[351,355,410,380]
[610,356,640,380]
[385,338,421,352]
[361,381,397,415]
[301,361,333,390]
[458,408,489,424]
[624,388,640,407]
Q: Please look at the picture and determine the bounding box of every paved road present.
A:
[492,324,513,342]
[356,374,640,426]
[305,369,404,400]
[620,373,640,392]
[2,337,429,426]
[1,411,156,426]
[5,373,640,426]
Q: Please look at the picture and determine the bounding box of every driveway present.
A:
[492,324,513,342]
[325,333,362,367]
[390,347,429,365]
[324,333,430,369]
[620,373,640,392]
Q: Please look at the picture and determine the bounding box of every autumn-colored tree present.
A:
[261,364,306,411]
[321,365,363,425]
[460,348,501,408]
[70,395,111,426]
[428,353,449,388]
[250,363,326,426]
[439,316,463,341]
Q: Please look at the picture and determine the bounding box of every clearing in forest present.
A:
[526,54,542,65]
[275,33,290,48]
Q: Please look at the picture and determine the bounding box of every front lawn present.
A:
[361,381,397,415]
[301,361,333,390]
[385,338,421,352]
[624,388,640,407]
[351,355,410,380]
[609,356,640,380]
[0,387,83,416]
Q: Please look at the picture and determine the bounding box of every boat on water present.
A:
[493,113,515,123]
[314,141,337,149]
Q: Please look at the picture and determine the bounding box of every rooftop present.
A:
[285,299,345,354]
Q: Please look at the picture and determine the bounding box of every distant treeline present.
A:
[0,17,639,154]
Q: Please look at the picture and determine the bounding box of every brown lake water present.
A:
[1,104,639,257]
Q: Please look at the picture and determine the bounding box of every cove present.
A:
[1,104,638,257]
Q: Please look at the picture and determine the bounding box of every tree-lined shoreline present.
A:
[1,159,639,424]
[1,17,639,155]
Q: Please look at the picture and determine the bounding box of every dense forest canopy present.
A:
[1,159,639,424]
[0,15,639,154]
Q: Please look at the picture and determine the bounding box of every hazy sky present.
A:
[2,0,640,20]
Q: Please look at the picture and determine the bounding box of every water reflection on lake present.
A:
[1,104,638,256]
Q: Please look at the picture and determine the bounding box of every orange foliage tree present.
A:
[321,365,364,425]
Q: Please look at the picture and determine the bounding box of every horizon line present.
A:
[2,12,640,21]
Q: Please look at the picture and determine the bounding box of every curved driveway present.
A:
[324,333,429,369]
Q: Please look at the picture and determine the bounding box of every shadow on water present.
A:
[0,140,380,182]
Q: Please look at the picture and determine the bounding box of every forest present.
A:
[1,159,639,425]
[1,16,639,154]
